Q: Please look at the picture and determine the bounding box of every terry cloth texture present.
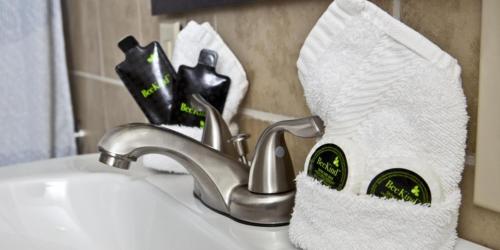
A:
[291,0,468,249]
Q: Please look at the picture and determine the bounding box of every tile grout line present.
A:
[100,72,111,131]
[241,108,298,124]
[72,70,123,86]
[465,155,476,167]
[392,0,401,20]
[95,0,105,77]
[213,13,218,31]
[136,0,144,42]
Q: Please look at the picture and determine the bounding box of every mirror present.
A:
[151,0,255,15]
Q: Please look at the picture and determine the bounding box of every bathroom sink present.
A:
[0,154,489,250]
[0,154,292,250]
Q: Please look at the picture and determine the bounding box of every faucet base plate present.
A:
[194,187,295,227]
[194,192,290,227]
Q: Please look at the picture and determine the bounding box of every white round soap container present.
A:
[304,135,368,193]
[360,156,443,205]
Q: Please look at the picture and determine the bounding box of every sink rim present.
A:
[0,154,490,250]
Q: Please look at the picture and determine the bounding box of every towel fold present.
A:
[290,172,461,250]
[291,0,468,249]
[141,21,248,173]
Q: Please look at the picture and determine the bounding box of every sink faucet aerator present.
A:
[98,152,131,170]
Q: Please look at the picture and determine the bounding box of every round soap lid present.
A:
[361,158,442,205]
[307,143,349,190]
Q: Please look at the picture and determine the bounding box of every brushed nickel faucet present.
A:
[98,94,324,226]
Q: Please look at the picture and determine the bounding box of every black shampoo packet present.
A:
[176,49,231,127]
[115,36,179,125]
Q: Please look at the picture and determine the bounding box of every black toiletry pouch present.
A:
[176,49,231,127]
[115,36,179,125]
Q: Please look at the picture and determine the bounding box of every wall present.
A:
[62,0,500,248]
[473,0,500,215]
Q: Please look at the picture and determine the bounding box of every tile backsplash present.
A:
[62,0,500,248]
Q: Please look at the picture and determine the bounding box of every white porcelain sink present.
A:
[0,154,490,250]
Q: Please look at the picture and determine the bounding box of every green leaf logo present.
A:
[147,53,158,64]
[333,156,339,168]
[411,185,420,197]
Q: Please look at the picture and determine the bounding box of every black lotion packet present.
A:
[115,36,179,125]
[115,36,232,128]
[176,49,231,127]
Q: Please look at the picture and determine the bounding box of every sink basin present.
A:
[0,154,292,250]
[0,154,489,250]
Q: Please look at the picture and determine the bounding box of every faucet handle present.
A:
[190,94,239,159]
[249,116,325,194]
[229,133,250,166]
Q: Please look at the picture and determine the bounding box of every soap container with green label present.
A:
[292,153,457,249]
[115,35,179,125]
[305,136,366,193]
[361,156,442,205]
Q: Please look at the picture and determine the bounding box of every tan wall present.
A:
[475,0,500,215]
[62,0,500,248]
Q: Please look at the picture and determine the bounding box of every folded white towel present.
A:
[142,21,248,173]
[290,172,461,250]
[291,0,468,249]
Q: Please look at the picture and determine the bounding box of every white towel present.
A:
[290,172,461,250]
[142,21,248,173]
[0,0,76,166]
[291,0,468,249]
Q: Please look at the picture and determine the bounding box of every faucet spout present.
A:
[97,123,248,213]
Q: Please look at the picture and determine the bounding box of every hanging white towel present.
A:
[142,21,249,173]
[291,0,468,249]
[0,0,76,166]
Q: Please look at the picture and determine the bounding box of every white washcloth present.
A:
[142,21,248,173]
[290,172,461,250]
[291,0,468,249]
[0,0,76,166]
